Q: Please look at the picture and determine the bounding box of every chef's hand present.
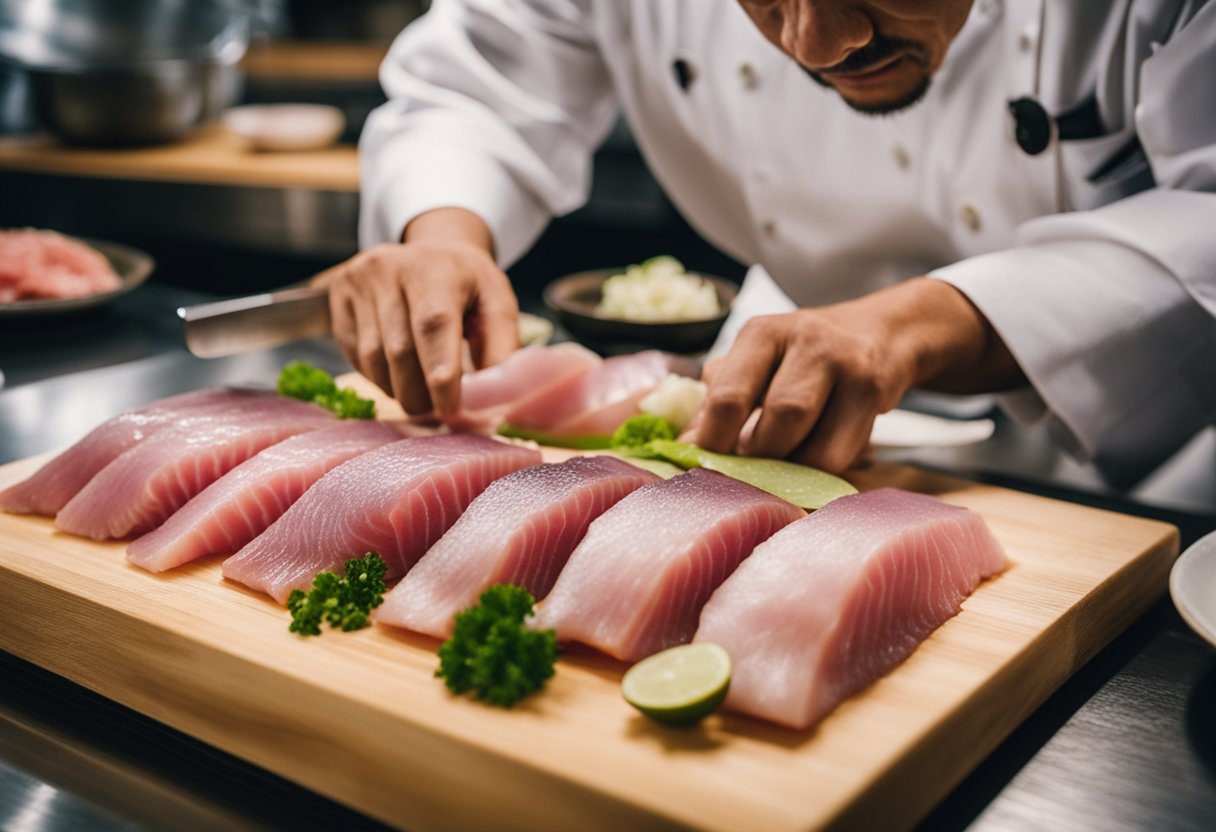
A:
[694,277,1024,473]
[311,208,519,417]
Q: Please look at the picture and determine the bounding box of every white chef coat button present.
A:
[1018,31,1034,52]
[959,202,982,232]
[893,144,910,170]
[761,219,777,237]
[739,62,760,89]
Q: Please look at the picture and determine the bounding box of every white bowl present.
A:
[223,103,345,151]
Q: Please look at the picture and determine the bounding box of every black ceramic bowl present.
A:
[544,268,737,354]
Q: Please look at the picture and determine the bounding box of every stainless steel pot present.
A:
[0,0,250,146]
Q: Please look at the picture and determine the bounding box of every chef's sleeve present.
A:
[358,0,618,266]
[929,4,1216,486]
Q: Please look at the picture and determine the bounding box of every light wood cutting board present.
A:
[0,422,1178,831]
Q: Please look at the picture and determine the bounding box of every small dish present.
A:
[1170,529,1216,649]
[223,103,345,152]
[0,237,154,318]
[544,268,736,353]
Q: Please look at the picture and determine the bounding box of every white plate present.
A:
[224,104,345,152]
[1170,529,1216,648]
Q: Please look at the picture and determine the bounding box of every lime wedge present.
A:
[621,643,732,725]
[645,439,856,510]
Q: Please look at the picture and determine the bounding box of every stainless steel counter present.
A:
[1,281,1214,831]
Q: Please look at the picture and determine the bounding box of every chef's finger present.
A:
[469,274,520,369]
[791,382,879,473]
[327,280,359,369]
[406,287,465,417]
[350,286,394,400]
[376,282,433,415]
[746,354,833,459]
[695,334,779,453]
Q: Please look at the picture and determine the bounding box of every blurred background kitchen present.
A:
[0,0,743,297]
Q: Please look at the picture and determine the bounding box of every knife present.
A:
[178,287,332,358]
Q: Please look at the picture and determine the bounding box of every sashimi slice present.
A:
[504,350,697,437]
[531,468,805,662]
[126,420,405,573]
[694,488,1009,730]
[55,398,335,540]
[0,387,279,517]
[460,342,601,412]
[221,434,542,604]
[375,455,659,638]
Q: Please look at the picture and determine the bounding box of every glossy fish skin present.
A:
[221,434,542,604]
[375,455,659,638]
[531,468,805,662]
[0,387,276,517]
[503,350,697,437]
[694,488,1009,731]
[54,397,335,541]
[126,420,405,573]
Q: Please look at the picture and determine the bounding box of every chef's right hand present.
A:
[311,207,519,418]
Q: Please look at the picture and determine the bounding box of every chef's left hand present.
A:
[693,277,1024,473]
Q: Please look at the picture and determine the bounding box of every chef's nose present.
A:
[780,1,873,69]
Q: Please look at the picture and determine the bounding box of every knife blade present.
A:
[178,287,332,358]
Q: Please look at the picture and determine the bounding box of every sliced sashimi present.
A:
[0,387,280,517]
[55,398,335,540]
[126,420,405,573]
[694,488,1009,730]
[531,468,804,662]
[221,434,542,604]
[375,455,659,638]
[460,342,600,412]
[504,350,696,437]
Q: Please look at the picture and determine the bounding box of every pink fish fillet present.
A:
[55,398,335,541]
[221,434,542,604]
[0,387,280,517]
[694,488,1009,730]
[503,350,697,437]
[530,468,805,662]
[460,342,601,412]
[375,455,659,638]
[126,420,405,573]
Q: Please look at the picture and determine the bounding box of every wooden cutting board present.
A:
[0,436,1178,831]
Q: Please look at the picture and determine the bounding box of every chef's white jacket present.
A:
[359,0,1216,488]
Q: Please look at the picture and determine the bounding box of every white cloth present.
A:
[360,0,1216,487]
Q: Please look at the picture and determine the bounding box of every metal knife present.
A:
[178,287,332,358]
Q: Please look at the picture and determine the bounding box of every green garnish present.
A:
[621,642,732,725]
[495,422,613,450]
[277,360,375,419]
[644,439,857,510]
[610,413,676,449]
[287,552,388,636]
[610,452,685,479]
[436,584,558,708]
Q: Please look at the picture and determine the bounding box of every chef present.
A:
[315,0,1216,486]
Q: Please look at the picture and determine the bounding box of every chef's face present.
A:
[736,0,973,114]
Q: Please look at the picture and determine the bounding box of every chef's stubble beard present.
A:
[801,35,933,116]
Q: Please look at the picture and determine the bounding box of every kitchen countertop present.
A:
[1,282,1213,831]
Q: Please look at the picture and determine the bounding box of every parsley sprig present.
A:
[287,552,388,636]
[277,360,375,420]
[436,584,557,707]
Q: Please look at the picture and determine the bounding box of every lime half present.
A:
[621,643,732,725]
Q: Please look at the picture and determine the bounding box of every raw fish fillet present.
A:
[222,434,542,603]
[0,387,276,517]
[55,398,334,540]
[0,228,121,302]
[694,488,1009,730]
[126,420,404,572]
[504,350,696,437]
[460,342,600,412]
[531,468,804,662]
[375,455,658,638]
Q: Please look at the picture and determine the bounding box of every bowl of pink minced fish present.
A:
[0,229,154,317]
